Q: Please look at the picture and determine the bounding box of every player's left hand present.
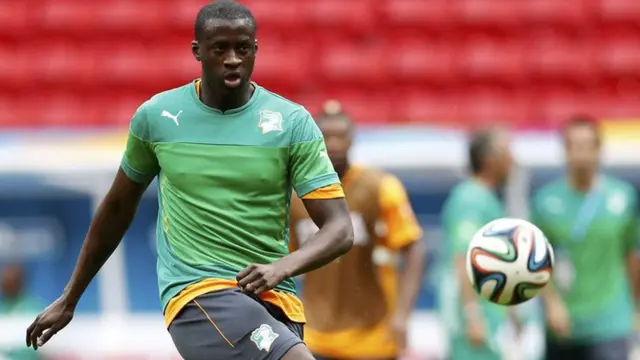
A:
[389,313,409,355]
[236,263,287,295]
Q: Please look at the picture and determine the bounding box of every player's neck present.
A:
[568,170,597,192]
[474,173,498,190]
[199,79,253,111]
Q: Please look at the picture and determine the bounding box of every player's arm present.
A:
[26,102,159,350]
[237,109,353,294]
[449,213,486,329]
[378,175,425,329]
[276,109,353,276]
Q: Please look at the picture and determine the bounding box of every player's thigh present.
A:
[584,337,629,360]
[168,289,303,360]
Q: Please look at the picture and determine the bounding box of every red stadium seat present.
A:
[383,0,455,33]
[457,36,526,84]
[0,45,31,90]
[319,44,386,86]
[0,1,31,40]
[524,32,596,84]
[597,31,640,78]
[533,87,594,126]
[398,89,460,124]
[459,87,529,126]
[519,0,593,29]
[392,40,457,85]
[596,0,640,25]
[454,0,521,31]
[593,92,640,119]
[303,0,376,38]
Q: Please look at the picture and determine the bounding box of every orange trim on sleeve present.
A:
[301,184,345,200]
[379,174,423,250]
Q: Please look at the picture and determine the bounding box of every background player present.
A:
[439,127,515,360]
[531,116,639,360]
[289,100,425,360]
[24,1,354,359]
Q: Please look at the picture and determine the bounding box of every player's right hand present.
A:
[26,296,75,350]
[466,318,486,347]
[545,299,571,338]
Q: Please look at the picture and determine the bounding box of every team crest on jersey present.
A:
[250,324,279,352]
[258,110,284,134]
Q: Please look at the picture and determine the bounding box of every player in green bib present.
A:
[531,117,638,360]
[439,127,515,360]
[25,2,355,359]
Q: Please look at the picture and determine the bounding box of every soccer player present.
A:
[24,1,355,359]
[531,116,638,360]
[289,101,425,360]
[439,127,514,360]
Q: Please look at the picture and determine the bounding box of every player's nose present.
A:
[223,53,242,68]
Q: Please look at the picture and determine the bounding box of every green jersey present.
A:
[121,81,340,314]
[531,175,639,342]
[439,179,509,357]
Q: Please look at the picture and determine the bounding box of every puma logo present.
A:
[161,110,182,126]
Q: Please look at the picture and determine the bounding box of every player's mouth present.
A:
[223,72,242,88]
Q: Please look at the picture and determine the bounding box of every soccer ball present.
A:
[466,218,554,306]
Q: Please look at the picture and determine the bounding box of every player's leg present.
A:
[583,337,629,360]
[168,288,304,360]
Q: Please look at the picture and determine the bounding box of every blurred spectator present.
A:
[0,264,42,360]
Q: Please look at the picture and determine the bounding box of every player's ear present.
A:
[192,40,201,62]
[254,39,258,54]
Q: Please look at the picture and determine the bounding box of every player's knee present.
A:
[281,343,315,360]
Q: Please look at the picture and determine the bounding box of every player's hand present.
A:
[389,313,409,355]
[466,318,486,347]
[26,296,75,350]
[236,263,287,295]
[545,299,571,338]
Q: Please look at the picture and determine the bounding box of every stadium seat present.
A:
[519,0,593,29]
[454,0,521,31]
[524,32,596,84]
[596,0,640,26]
[594,92,640,119]
[457,36,526,84]
[383,0,455,33]
[534,87,594,126]
[398,89,460,124]
[0,1,31,40]
[304,0,376,38]
[319,44,386,86]
[0,45,31,90]
[598,31,640,78]
[392,40,457,85]
[459,87,529,126]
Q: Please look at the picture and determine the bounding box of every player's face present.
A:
[192,19,257,91]
[565,125,600,173]
[318,116,352,170]
[491,130,514,184]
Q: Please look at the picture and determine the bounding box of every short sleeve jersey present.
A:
[439,180,509,344]
[121,81,340,315]
[531,176,639,341]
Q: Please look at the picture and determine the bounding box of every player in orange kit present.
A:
[289,100,425,360]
